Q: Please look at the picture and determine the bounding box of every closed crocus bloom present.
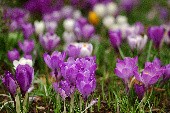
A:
[21,23,34,39]
[114,57,138,83]
[148,26,165,48]
[106,2,117,15]
[63,18,75,32]
[61,6,74,18]
[82,24,95,41]
[45,21,57,34]
[7,49,20,61]
[116,15,128,25]
[63,31,76,44]
[103,16,115,29]
[134,22,144,35]
[127,35,148,51]
[93,3,106,18]
[16,64,34,96]
[2,71,17,98]
[109,30,122,49]
[39,33,60,52]
[34,21,45,35]
[134,58,164,88]
[163,64,170,81]
[134,84,145,100]
[43,51,66,70]
[18,39,34,55]
[73,10,82,19]
[53,80,75,100]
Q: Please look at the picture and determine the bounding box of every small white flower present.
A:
[63,18,75,32]
[34,21,45,35]
[127,35,148,51]
[93,3,106,18]
[63,31,76,44]
[106,2,117,15]
[73,10,82,19]
[45,21,58,32]
[116,15,128,25]
[13,57,33,69]
[103,15,115,29]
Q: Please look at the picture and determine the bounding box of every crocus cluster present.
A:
[44,51,97,100]
[115,57,166,99]
[2,61,34,99]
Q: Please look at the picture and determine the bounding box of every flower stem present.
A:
[118,47,125,59]
[146,41,153,61]
[70,94,74,113]
[64,100,66,113]
[80,95,82,112]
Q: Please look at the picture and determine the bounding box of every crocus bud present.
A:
[148,26,165,48]
[63,18,75,32]
[2,71,17,98]
[16,64,34,96]
[21,23,34,39]
[39,33,60,52]
[7,49,20,61]
[134,84,145,100]
[34,21,45,35]
[109,30,122,49]
[18,39,34,55]
[93,3,106,18]
[103,16,115,29]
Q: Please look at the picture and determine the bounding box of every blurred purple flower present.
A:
[114,57,138,84]
[134,84,145,100]
[148,26,165,48]
[134,22,144,35]
[109,30,122,49]
[7,49,20,62]
[53,80,75,100]
[163,64,170,81]
[18,39,34,55]
[21,23,34,39]
[120,0,139,12]
[2,71,17,98]
[134,58,164,88]
[15,64,34,96]
[67,45,80,58]
[82,24,95,41]
[39,33,60,52]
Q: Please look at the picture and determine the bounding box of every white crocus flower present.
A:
[103,15,115,29]
[13,57,33,69]
[71,43,93,57]
[116,15,128,25]
[73,10,82,19]
[106,2,117,15]
[63,18,75,32]
[34,21,45,35]
[45,21,57,32]
[93,3,106,18]
[127,35,148,51]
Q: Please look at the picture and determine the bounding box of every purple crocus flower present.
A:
[134,58,164,88]
[53,80,75,100]
[7,49,20,61]
[134,22,144,35]
[76,70,96,100]
[67,45,80,58]
[109,30,122,49]
[134,84,145,100]
[18,39,34,55]
[21,23,34,39]
[44,51,66,70]
[162,64,170,81]
[39,33,60,52]
[120,0,139,12]
[148,26,165,48]
[82,24,95,41]
[15,64,34,96]
[2,71,17,98]
[114,57,138,84]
